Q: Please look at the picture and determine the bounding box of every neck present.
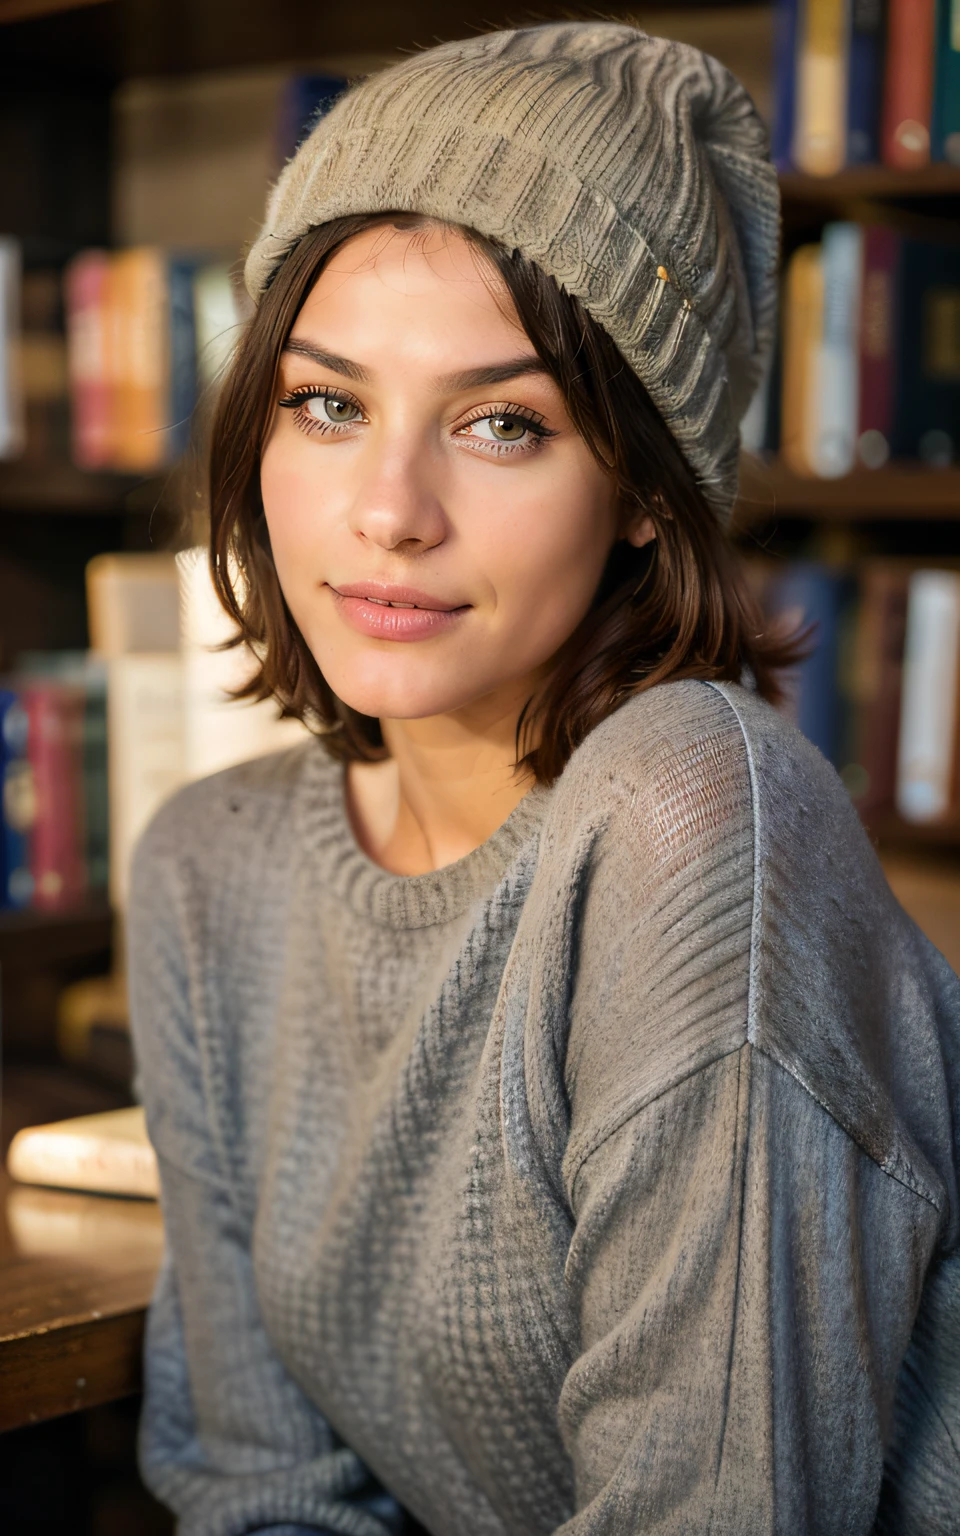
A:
[347,681,538,875]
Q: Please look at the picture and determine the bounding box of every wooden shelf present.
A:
[0,899,113,969]
[734,456,960,523]
[780,164,960,202]
[0,461,140,514]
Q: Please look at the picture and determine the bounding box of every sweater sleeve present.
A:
[556,1045,944,1535]
[544,683,955,1533]
[128,807,400,1536]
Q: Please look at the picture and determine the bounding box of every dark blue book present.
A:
[766,564,857,766]
[771,0,802,168]
[0,687,33,908]
[276,75,349,165]
[932,0,960,162]
[891,238,960,463]
[168,255,199,460]
[847,0,886,163]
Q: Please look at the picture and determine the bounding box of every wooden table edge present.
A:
[0,1302,148,1431]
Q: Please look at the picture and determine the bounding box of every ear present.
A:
[623,511,657,549]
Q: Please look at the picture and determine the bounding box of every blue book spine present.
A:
[772,0,802,168]
[891,238,960,462]
[0,689,33,909]
[932,0,960,161]
[847,0,886,162]
[168,257,199,460]
[768,565,854,765]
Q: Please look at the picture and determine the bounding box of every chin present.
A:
[320,656,486,723]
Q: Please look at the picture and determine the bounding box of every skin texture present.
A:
[261,221,654,874]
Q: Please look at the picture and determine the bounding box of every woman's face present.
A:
[261,222,637,724]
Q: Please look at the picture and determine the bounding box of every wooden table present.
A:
[0,1168,163,1431]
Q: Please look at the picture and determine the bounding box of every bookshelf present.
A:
[2,6,960,993]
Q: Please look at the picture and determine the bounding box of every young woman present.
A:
[130,23,960,1536]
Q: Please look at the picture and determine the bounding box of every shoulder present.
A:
[545,675,866,872]
[552,679,960,1220]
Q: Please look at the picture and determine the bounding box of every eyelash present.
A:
[276,384,556,456]
[277,384,365,438]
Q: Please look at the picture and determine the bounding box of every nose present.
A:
[347,438,448,556]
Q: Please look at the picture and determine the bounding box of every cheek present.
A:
[469,455,616,648]
[260,439,335,594]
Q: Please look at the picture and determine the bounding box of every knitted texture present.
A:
[243,24,780,524]
[129,679,960,1535]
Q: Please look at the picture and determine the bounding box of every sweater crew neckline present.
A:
[298,741,551,929]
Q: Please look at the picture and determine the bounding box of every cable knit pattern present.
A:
[243,24,780,525]
[129,679,960,1536]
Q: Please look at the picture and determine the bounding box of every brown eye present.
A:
[488,416,526,441]
[305,395,361,424]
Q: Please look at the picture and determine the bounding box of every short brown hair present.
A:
[209,215,797,784]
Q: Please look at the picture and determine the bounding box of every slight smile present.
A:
[327,582,471,641]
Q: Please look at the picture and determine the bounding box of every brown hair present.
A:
[210,215,799,784]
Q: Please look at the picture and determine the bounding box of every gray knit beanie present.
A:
[245,23,780,524]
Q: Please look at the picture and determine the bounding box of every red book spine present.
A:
[882,0,937,167]
[857,226,900,467]
[25,685,87,912]
[63,250,111,470]
[856,564,911,819]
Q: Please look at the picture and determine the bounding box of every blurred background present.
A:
[1,0,959,1529]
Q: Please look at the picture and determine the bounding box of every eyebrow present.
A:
[283,338,369,381]
[282,339,549,393]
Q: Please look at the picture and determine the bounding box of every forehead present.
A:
[289,222,531,362]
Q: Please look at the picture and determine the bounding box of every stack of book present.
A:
[773,0,960,173]
[750,556,960,830]
[0,551,307,916]
[744,219,960,475]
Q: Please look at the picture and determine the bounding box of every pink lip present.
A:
[327,582,471,642]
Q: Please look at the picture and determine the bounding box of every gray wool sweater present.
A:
[128,678,960,1536]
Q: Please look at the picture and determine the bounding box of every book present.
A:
[847,0,887,163]
[882,0,937,166]
[86,551,180,655]
[896,569,960,822]
[108,247,199,472]
[933,0,960,161]
[766,562,858,766]
[17,651,111,897]
[168,254,200,460]
[193,260,244,394]
[21,682,88,912]
[106,653,186,910]
[890,236,960,463]
[63,249,112,469]
[772,0,802,168]
[781,244,825,475]
[178,546,308,780]
[0,236,24,461]
[857,225,900,468]
[7,1105,159,1199]
[108,247,168,472]
[812,222,862,477]
[848,560,911,817]
[0,688,32,908]
[794,0,849,175]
